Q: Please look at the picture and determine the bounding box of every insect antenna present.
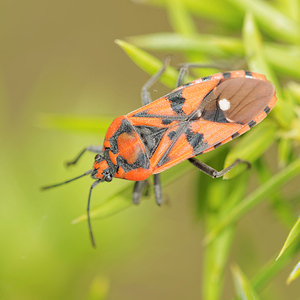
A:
[41,170,93,190]
[87,180,101,248]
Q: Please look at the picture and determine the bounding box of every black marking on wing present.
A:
[168,130,177,140]
[245,71,253,78]
[157,154,171,167]
[214,142,223,149]
[116,152,150,172]
[222,72,231,79]
[132,111,186,121]
[232,132,240,139]
[157,123,187,167]
[201,103,228,123]
[182,75,212,88]
[264,106,271,114]
[202,75,212,81]
[134,126,168,158]
[162,119,173,125]
[132,111,149,118]
[167,89,186,115]
[109,118,134,154]
[248,120,256,128]
[185,127,205,154]
[157,123,208,167]
[187,87,228,123]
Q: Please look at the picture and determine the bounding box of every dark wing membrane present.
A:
[199,77,275,124]
[134,125,169,157]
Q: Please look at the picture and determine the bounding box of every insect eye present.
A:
[95,154,101,161]
[104,174,112,182]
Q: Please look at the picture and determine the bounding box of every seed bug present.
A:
[42,60,277,247]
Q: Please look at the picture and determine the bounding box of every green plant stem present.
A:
[205,158,300,244]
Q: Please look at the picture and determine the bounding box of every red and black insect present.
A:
[43,61,277,247]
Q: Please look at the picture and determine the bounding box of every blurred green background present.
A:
[1,1,300,299]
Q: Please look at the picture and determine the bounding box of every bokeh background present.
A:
[1,1,299,299]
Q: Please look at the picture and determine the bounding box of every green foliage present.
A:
[232,264,260,300]
[115,1,300,299]
[205,158,300,245]
[224,121,277,179]
[115,39,179,88]
[287,260,300,284]
[276,217,300,260]
[39,0,300,299]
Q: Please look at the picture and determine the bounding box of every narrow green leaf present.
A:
[203,227,234,300]
[276,217,300,260]
[287,260,300,284]
[274,0,299,22]
[205,158,300,244]
[278,138,293,167]
[232,264,260,300]
[203,180,235,300]
[229,0,300,43]
[252,241,300,291]
[255,158,295,228]
[142,0,242,28]
[165,0,202,63]
[115,39,178,88]
[225,172,249,210]
[128,33,241,56]
[202,173,248,300]
[129,33,300,79]
[243,13,292,129]
[264,45,300,79]
[183,0,242,28]
[242,13,278,85]
[223,121,277,179]
[166,0,197,35]
[37,114,112,134]
[206,180,229,216]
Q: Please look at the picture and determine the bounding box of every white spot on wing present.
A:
[219,98,230,111]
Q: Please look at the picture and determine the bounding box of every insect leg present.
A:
[66,145,103,166]
[188,157,251,178]
[140,58,170,200]
[153,174,163,206]
[176,62,233,87]
[141,57,170,105]
[132,180,149,205]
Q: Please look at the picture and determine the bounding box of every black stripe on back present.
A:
[245,71,253,78]
[202,75,212,81]
[167,89,186,115]
[248,120,256,128]
[222,72,231,79]
[214,142,223,149]
[264,106,271,114]
[232,132,240,139]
